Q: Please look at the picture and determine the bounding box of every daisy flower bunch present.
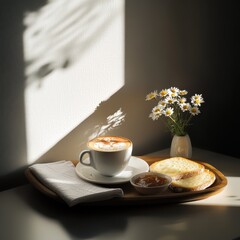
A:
[146,87,204,136]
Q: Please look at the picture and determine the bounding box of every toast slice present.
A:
[149,157,205,181]
[170,168,216,192]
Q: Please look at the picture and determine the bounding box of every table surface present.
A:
[0,148,240,240]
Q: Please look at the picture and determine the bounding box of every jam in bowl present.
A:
[130,172,172,195]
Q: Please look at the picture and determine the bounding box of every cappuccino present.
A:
[80,136,133,176]
[88,136,131,152]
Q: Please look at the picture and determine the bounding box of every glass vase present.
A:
[170,134,192,158]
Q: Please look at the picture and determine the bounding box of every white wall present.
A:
[0,0,239,190]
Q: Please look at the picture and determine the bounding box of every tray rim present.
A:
[24,156,228,206]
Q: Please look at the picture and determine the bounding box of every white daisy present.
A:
[168,87,179,98]
[149,113,159,120]
[149,106,163,120]
[180,103,191,112]
[146,90,158,101]
[169,87,180,93]
[190,106,200,115]
[165,96,176,105]
[178,97,187,104]
[191,94,204,106]
[159,89,168,98]
[179,90,188,95]
[158,100,167,108]
[170,91,178,98]
[164,107,174,117]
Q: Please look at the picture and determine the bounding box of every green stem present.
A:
[169,116,185,136]
[185,114,193,126]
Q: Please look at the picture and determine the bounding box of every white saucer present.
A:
[75,156,149,185]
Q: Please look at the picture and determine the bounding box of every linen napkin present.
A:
[29,160,124,207]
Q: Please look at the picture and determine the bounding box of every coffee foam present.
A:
[89,136,131,152]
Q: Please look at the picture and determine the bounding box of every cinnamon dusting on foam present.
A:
[89,136,131,152]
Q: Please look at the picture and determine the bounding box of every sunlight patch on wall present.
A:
[23,0,125,163]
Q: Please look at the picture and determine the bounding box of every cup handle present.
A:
[79,150,92,166]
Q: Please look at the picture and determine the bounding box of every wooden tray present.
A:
[25,156,228,206]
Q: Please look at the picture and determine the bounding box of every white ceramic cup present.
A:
[79,136,133,176]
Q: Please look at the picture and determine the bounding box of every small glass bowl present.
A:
[130,172,172,195]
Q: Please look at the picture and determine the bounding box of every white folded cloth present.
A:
[29,160,124,207]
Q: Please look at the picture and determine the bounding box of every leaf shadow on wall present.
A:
[35,85,170,164]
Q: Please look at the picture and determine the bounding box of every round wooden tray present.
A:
[25,156,228,207]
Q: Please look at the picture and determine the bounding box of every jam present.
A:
[134,174,169,187]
